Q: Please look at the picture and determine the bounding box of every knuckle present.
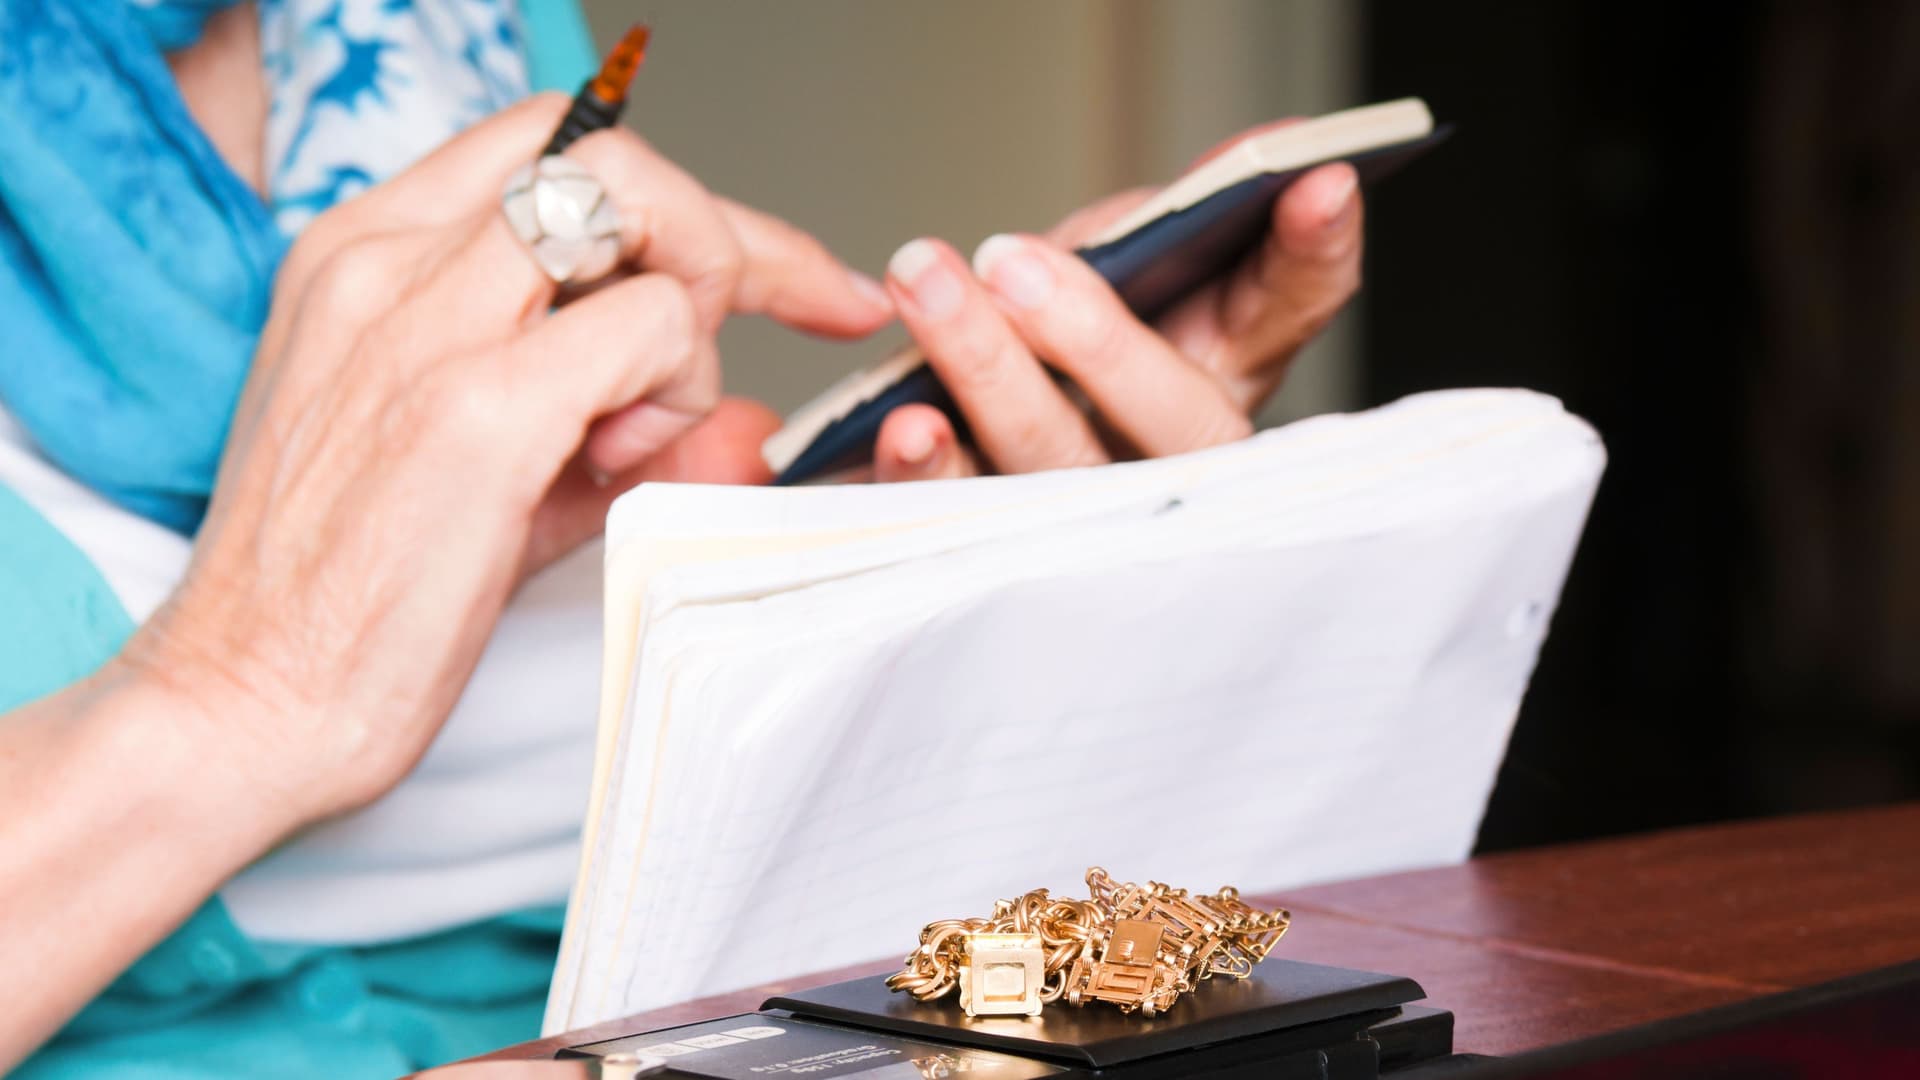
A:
[579,122,652,158]
[1060,306,1131,375]
[633,273,698,341]
[999,409,1092,472]
[938,337,1022,401]
[418,367,508,446]
[689,234,746,318]
[997,414,1056,464]
[570,128,657,197]
[306,239,401,324]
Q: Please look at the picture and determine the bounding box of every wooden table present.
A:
[480,803,1920,1061]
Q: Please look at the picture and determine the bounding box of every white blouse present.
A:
[0,404,599,943]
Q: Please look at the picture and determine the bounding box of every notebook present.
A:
[762,97,1448,484]
[543,388,1606,1035]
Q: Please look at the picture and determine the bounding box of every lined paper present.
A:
[544,389,1605,1034]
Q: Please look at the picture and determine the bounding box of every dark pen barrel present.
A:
[541,91,624,157]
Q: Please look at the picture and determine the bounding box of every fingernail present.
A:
[973,233,1054,309]
[895,424,938,467]
[1317,166,1360,231]
[888,238,963,320]
[848,269,891,310]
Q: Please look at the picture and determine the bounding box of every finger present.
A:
[368,116,894,360]
[584,363,765,479]
[524,396,781,572]
[392,123,817,351]
[569,127,892,337]
[1045,187,1156,250]
[886,238,1108,474]
[972,234,1251,458]
[409,104,893,342]
[1213,162,1364,401]
[382,119,760,359]
[873,404,980,482]
[496,272,719,474]
[416,126,892,343]
[369,205,560,360]
[633,395,782,485]
[717,197,893,339]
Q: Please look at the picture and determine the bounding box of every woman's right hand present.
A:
[118,94,891,830]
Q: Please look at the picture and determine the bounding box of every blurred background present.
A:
[581,0,1920,852]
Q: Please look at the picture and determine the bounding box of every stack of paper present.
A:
[543,388,1605,1034]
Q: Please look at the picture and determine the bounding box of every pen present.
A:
[544,23,651,156]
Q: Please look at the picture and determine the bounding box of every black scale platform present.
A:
[563,959,1456,1079]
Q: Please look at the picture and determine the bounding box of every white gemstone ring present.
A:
[500,155,623,285]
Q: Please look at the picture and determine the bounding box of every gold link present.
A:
[889,868,1290,1018]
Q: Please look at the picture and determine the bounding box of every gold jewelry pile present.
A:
[886,867,1290,1018]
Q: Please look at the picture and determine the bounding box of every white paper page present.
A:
[552,401,1373,1020]
[553,402,1452,1026]
[546,391,1604,1031]
[574,483,1593,1022]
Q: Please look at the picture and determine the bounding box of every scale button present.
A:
[679,1033,745,1049]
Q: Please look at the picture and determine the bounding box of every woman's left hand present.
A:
[869,134,1363,481]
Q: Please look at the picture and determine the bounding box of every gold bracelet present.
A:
[886,867,1290,1018]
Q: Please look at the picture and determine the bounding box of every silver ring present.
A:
[501,155,622,285]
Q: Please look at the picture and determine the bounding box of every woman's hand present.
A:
[126,93,890,826]
[1,92,888,1067]
[868,127,1361,480]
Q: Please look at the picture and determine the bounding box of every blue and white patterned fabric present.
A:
[143,0,535,231]
[255,0,531,233]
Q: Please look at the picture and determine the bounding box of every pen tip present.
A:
[589,23,650,105]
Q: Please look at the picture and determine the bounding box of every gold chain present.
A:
[886,867,1290,1018]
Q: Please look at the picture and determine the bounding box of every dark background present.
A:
[1357,2,1920,850]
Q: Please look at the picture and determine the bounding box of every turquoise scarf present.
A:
[0,0,593,533]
